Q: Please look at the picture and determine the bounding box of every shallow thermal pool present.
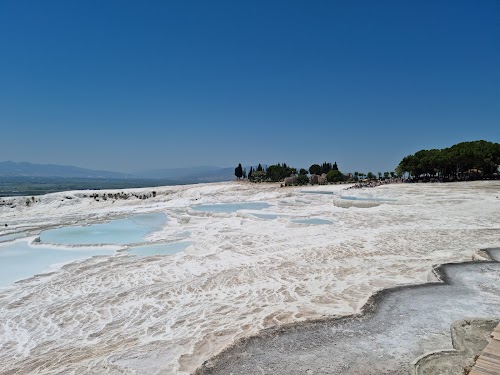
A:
[192,202,270,213]
[250,213,285,220]
[339,195,397,202]
[0,232,27,242]
[40,213,167,245]
[128,241,192,257]
[291,218,333,225]
[0,240,117,288]
[299,190,335,195]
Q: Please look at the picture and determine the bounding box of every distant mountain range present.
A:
[0,161,235,183]
[0,161,133,179]
[134,166,234,181]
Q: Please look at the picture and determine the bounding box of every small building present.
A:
[311,174,327,185]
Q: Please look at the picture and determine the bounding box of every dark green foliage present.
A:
[299,168,308,175]
[321,162,332,174]
[326,170,343,183]
[266,163,294,182]
[309,164,322,175]
[235,163,243,179]
[257,164,263,172]
[396,140,500,180]
[248,167,253,179]
[249,170,266,182]
[296,174,310,185]
[367,172,375,180]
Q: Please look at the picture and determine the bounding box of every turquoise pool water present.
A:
[340,196,396,202]
[0,241,116,288]
[192,202,270,213]
[250,213,284,220]
[291,218,333,225]
[0,232,27,242]
[300,191,335,195]
[40,213,167,245]
[128,241,191,257]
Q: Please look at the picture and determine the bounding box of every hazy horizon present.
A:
[1,1,498,173]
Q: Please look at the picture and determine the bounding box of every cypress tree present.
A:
[235,163,243,179]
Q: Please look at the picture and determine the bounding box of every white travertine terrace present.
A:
[0,181,499,374]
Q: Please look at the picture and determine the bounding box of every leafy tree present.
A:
[242,168,247,179]
[326,170,343,183]
[234,163,243,179]
[296,174,310,185]
[378,172,382,179]
[321,162,332,174]
[367,172,375,180]
[299,168,308,175]
[309,164,322,175]
[249,170,266,182]
[396,140,500,180]
[383,172,390,179]
[266,164,294,182]
[390,171,395,178]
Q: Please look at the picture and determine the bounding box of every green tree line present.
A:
[236,161,348,184]
[395,140,500,180]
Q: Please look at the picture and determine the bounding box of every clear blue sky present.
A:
[0,0,499,174]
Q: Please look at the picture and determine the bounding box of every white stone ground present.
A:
[0,181,499,374]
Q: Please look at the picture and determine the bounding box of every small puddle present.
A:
[250,213,284,220]
[192,202,270,213]
[299,191,335,195]
[128,241,191,257]
[0,232,27,242]
[291,218,333,225]
[339,195,397,202]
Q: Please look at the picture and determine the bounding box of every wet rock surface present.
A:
[414,318,499,375]
[196,250,500,375]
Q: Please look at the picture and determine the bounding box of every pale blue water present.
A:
[40,213,167,245]
[300,191,397,202]
[251,213,283,220]
[291,218,333,225]
[0,232,27,242]
[300,191,335,195]
[340,196,396,202]
[128,241,191,257]
[192,202,270,213]
[0,241,116,288]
